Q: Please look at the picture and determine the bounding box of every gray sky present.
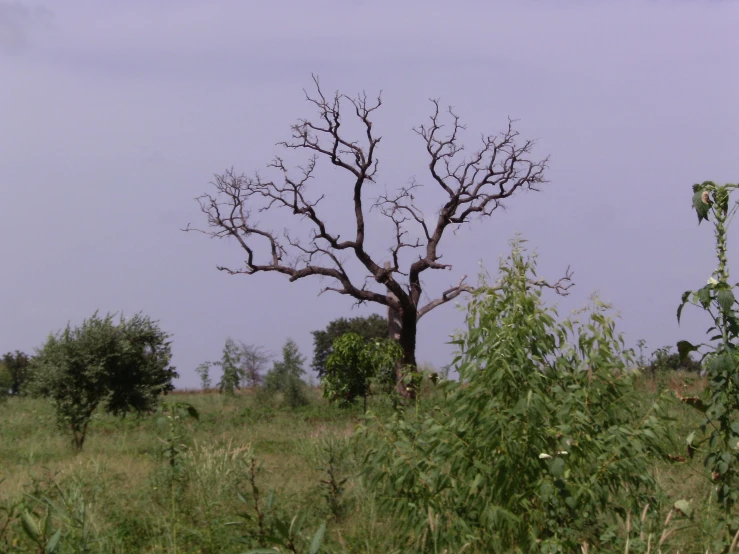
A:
[1,0,737,388]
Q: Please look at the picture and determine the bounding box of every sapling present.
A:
[155,401,199,553]
[677,181,739,551]
[195,362,212,391]
[360,237,671,552]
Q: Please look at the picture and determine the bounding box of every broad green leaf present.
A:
[20,512,40,542]
[674,499,693,518]
[717,289,735,313]
[693,189,711,223]
[677,301,687,324]
[697,286,712,308]
[309,521,327,554]
[44,508,53,539]
[549,457,566,478]
[46,529,62,553]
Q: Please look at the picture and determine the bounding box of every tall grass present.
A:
[0,377,726,552]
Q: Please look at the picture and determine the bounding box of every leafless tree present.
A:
[238,342,271,389]
[186,75,572,398]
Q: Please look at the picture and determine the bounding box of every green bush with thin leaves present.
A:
[28,311,178,451]
[360,238,671,553]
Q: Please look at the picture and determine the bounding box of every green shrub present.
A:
[28,311,177,451]
[360,238,671,553]
[263,338,309,408]
[322,333,402,410]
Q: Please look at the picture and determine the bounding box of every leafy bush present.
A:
[322,333,402,409]
[360,238,671,553]
[311,314,388,379]
[28,311,178,451]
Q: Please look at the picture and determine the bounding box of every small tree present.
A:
[311,314,388,379]
[215,338,242,395]
[2,350,30,395]
[212,339,271,394]
[195,362,212,390]
[323,333,402,411]
[29,311,177,451]
[361,238,670,552]
[239,343,271,388]
[264,338,308,408]
[636,338,648,369]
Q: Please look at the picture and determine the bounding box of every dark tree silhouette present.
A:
[187,76,572,398]
[2,350,30,395]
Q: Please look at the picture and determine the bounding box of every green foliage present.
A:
[264,338,309,408]
[311,314,388,378]
[20,472,97,553]
[216,338,243,395]
[211,339,271,394]
[195,361,212,390]
[308,436,352,520]
[237,457,327,554]
[322,332,402,409]
[0,362,11,403]
[28,311,177,451]
[154,401,200,549]
[19,505,61,553]
[636,339,648,369]
[645,346,702,379]
[2,350,30,396]
[360,238,670,553]
[677,181,739,550]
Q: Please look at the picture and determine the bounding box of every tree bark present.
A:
[395,308,418,399]
[386,267,417,399]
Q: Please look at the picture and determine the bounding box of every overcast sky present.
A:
[1,0,737,388]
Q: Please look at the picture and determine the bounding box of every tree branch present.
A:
[417,266,574,320]
[187,77,554,326]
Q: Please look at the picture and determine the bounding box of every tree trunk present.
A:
[387,294,418,399]
[396,312,418,399]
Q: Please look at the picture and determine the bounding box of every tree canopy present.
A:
[29,311,177,451]
[2,350,30,395]
[311,314,387,378]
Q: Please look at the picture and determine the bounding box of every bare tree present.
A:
[187,75,572,398]
[238,342,271,388]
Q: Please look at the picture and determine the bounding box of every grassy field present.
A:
[0,374,730,553]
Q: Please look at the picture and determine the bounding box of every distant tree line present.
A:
[0,350,31,399]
